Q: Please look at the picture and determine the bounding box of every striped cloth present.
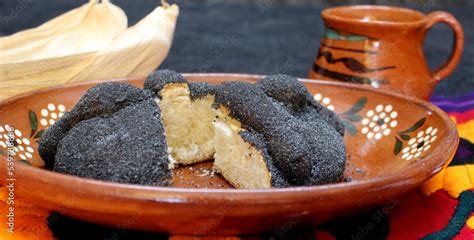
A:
[383,94,474,240]
[1,92,473,240]
[315,93,474,240]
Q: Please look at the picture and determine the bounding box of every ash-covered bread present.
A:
[39,69,346,188]
[143,69,187,98]
[38,82,151,169]
[39,82,171,185]
[54,100,171,185]
[189,82,216,100]
[213,81,346,186]
[256,74,345,136]
[144,70,216,165]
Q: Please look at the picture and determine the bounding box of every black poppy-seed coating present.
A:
[214,81,311,184]
[266,119,345,185]
[256,74,309,112]
[300,103,345,137]
[239,129,289,187]
[214,81,294,131]
[143,70,187,98]
[189,82,216,100]
[256,74,345,136]
[54,100,171,185]
[295,106,344,136]
[301,118,346,184]
[38,82,151,169]
[214,81,345,185]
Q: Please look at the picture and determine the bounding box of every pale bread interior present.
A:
[158,84,215,165]
[158,84,272,188]
[213,112,272,189]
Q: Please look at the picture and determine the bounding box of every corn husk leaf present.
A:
[68,3,179,82]
[0,52,95,100]
[0,0,127,63]
[0,2,178,101]
[0,1,95,48]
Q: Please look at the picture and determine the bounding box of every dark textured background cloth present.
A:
[0,0,472,96]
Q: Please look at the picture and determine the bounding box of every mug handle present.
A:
[424,11,464,83]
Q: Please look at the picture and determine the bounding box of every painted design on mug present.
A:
[317,51,395,74]
[314,28,396,88]
[324,28,369,41]
[312,64,389,88]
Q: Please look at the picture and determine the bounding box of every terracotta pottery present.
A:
[308,5,464,100]
[0,74,458,235]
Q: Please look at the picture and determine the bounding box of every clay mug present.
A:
[308,5,464,100]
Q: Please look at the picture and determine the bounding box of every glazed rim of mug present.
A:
[322,5,428,27]
[0,74,459,201]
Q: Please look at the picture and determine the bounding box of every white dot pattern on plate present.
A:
[313,93,335,111]
[361,104,398,140]
[40,103,67,128]
[0,125,34,160]
[401,127,438,161]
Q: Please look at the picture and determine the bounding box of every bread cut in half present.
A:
[39,69,346,188]
[213,80,346,187]
[144,70,216,166]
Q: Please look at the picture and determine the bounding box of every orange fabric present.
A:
[467,215,474,230]
[0,186,53,240]
[457,119,474,142]
[422,165,474,198]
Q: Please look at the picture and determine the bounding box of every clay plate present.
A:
[0,74,458,235]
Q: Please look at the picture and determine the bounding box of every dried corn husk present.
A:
[68,3,179,82]
[0,52,95,99]
[0,1,179,101]
[0,1,95,49]
[0,0,127,63]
